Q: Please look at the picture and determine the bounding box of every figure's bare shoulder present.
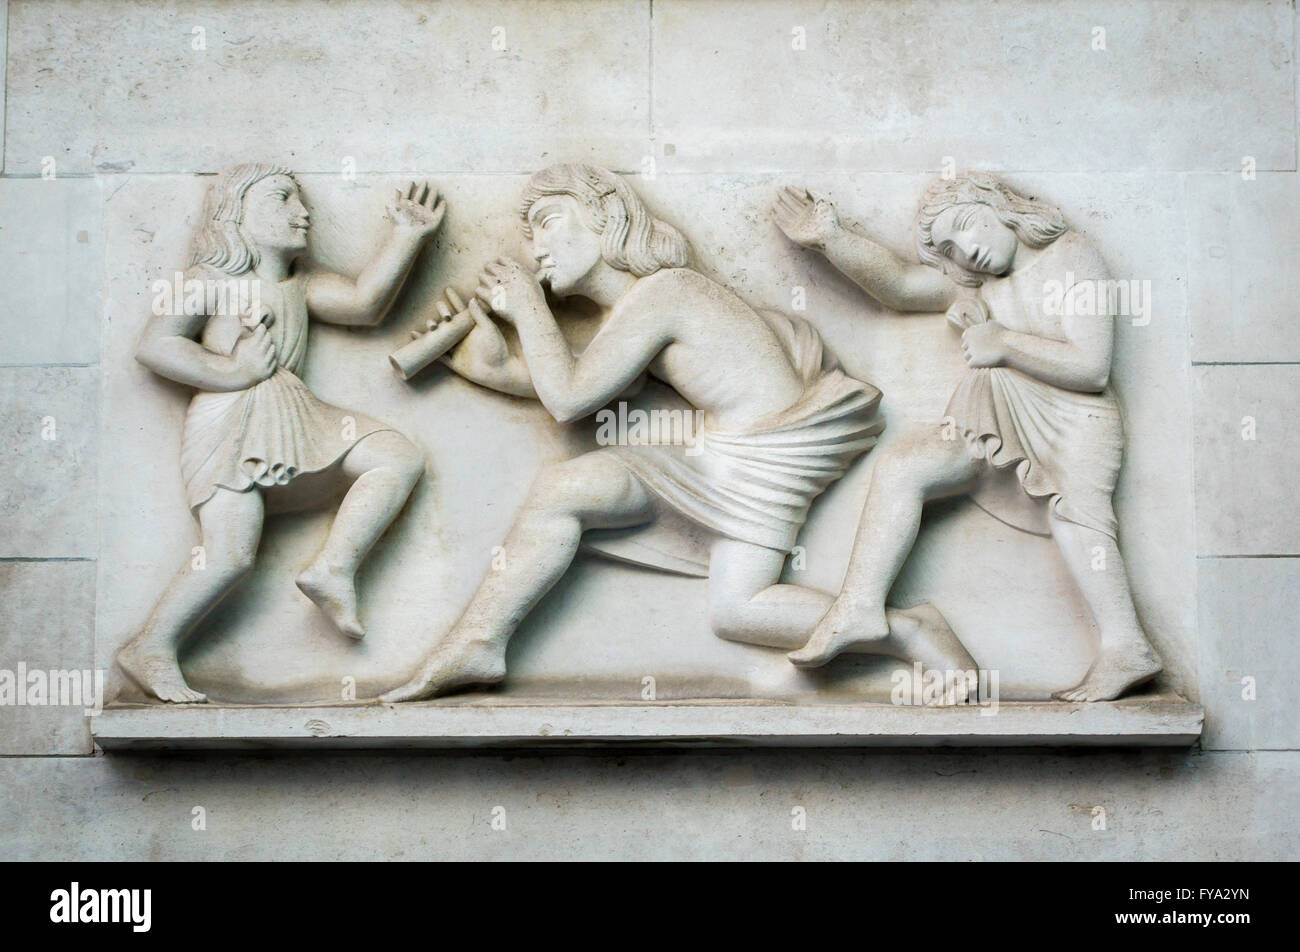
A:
[625,267,711,299]
[613,268,711,326]
[631,267,743,313]
[1047,230,1109,282]
[181,262,230,314]
[144,263,227,340]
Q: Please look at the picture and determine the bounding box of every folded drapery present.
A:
[590,310,883,567]
[179,271,391,512]
[180,367,392,511]
[948,365,1123,539]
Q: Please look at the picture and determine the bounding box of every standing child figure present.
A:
[773,173,1162,701]
[117,165,444,702]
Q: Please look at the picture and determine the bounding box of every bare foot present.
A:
[883,604,977,671]
[1052,641,1163,702]
[378,639,506,703]
[116,640,207,704]
[882,604,980,705]
[788,599,890,668]
[296,562,365,640]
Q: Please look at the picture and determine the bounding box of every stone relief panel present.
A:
[93,162,1200,740]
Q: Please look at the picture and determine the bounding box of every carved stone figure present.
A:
[116,166,444,702]
[772,173,1163,701]
[381,163,979,703]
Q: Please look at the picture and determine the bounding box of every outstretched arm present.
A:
[479,258,667,424]
[306,182,445,327]
[773,186,956,313]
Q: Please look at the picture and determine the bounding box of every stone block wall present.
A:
[0,0,1295,859]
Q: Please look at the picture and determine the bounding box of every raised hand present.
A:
[231,323,278,386]
[387,181,446,238]
[415,288,511,370]
[475,256,548,324]
[773,186,841,250]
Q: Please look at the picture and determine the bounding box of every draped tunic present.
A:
[599,310,883,557]
[180,268,391,512]
[947,233,1124,539]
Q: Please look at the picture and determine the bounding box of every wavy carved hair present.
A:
[519,164,690,277]
[916,172,1068,287]
[189,163,296,277]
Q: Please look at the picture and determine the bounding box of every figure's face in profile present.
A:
[931,202,1017,276]
[241,174,310,255]
[527,195,604,296]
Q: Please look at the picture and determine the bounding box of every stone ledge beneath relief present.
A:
[93,695,1203,750]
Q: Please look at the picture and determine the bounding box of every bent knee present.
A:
[710,599,763,644]
[526,460,584,513]
[384,432,426,477]
[526,456,633,515]
[873,429,967,483]
[871,439,920,484]
[363,432,425,485]
[390,438,426,486]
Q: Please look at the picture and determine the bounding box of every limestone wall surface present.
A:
[0,0,1295,860]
